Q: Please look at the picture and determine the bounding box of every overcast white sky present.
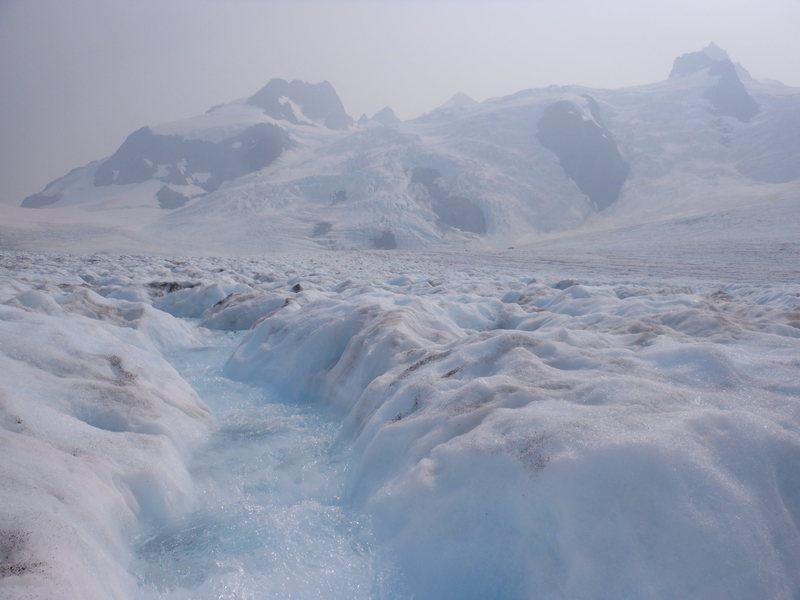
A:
[1,0,799,205]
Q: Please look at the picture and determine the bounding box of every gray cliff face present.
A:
[536,98,629,210]
[670,49,720,78]
[93,123,290,196]
[670,45,758,122]
[371,229,397,249]
[371,107,401,125]
[248,79,352,130]
[411,168,487,234]
[156,186,190,209]
[21,191,63,208]
[703,60,759,122]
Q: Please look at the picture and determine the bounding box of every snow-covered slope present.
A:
[9,44,800,254]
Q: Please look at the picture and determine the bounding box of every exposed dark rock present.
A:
[94,127,157,185]
[232,124,289,174]
[536,99,629,210]
[703,60,759,122]
[156,186,189,209]
[410,168,487,234]
[291,283,303,293]
[554,279,580,290]
[411,168,441,188]
[434,194,486,233]
[21,192,63,208]
[581,94,605,124]
[147,281,199,296]
[371,106,401,125]
[669,44,758,122]
[372,230,397,249]
[445,92,478,107]
[311,221,333,237]
[248,79,352,130]
[93,123,290,194]
[670,50,720,78]
[162,166,188,186]
[330,189,347,204]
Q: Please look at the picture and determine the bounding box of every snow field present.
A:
[1,250,799,599]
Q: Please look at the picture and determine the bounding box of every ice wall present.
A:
[0,282,212,599]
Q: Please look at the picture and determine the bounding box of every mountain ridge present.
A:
[13,44,800,254]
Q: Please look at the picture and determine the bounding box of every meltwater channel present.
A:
[133,331,409,600]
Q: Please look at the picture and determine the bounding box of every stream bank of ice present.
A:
[134,336,407,599]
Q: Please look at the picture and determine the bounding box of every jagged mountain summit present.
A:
[247,78,353,129]
[13,44,800,254]
[370,106,401,125]
[669,42,759,121]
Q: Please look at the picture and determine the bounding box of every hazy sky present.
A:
[2,0,799,205]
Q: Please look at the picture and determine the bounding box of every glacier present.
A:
[6,44,800,255]
[1,247,799,599]
[2,42,799,599]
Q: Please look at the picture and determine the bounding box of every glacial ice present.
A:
[1,250,799,599]
[0,274,211,599]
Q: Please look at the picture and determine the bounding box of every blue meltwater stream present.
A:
[134,332,408,600]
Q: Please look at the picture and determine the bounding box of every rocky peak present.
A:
[371,106,401,125]
[248,79,352,129]
[670,42,731,78]
[669,44,758,122]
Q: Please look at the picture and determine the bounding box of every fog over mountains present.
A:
[3,40,800,600]
[11,43,800,254]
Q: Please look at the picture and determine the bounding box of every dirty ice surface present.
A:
[1,249,799,600]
